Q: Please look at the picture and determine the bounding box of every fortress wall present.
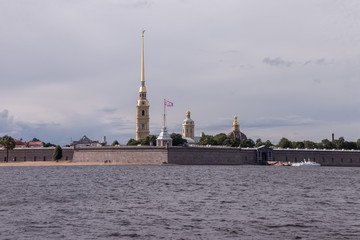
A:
[0,148,74,162]
[2,146,360,167]
[273,149,360,167]
[168,147,256,165]
[72,146,167,164]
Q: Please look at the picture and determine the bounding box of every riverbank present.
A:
[0,161,165,167]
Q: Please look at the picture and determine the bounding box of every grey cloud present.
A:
[98,108,118,114]
[263,57,293,67]
[303,58,334,66]
[115,0,153,8]
[244,116,317,129]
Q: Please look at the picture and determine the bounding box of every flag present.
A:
[164,100,173,107]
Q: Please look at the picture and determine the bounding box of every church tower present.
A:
[136,30,150,140]
[227,114,247,140]
[182,110,195,139]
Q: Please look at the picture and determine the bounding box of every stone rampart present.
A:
[168,146,255,165]
[0,147,74,162]
[273,149,360,167]
[2,146,360,167]
[72,146,167,164]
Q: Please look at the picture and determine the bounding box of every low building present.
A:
[71,135,106,148]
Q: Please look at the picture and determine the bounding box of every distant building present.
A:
[227,114,247,140]
[14,139,43,148]
[71,135,106,148]
[26,141,43,148]
[14,139,26,148]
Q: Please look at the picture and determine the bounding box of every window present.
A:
[331,158,334,163]
[43,156,46,161]
[350,158,352,163]
[190,129,192,133]
[142,110,145,116]
[322,157,325,162]
[341,158,343,163]
[186,129,188,133]
[34,156,37,161]
[142,124,145,130]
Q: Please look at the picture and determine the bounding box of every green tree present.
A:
[111,140,120,146]
[240,139,255,148]
[198,135,215,145]
[293,141,305,149]
[0,135,16,162]
[277,137,292,148]
[357,139,360,150]
[213,133,228,145]
[318,139,333,149]
[32,138,41,142]
[343,141,357,150]
[255,138,263,147]
[304,140,317,149]
[334,137,345,149]
[127,138,140,146]
[264,140,273,147]
[140,135,157,146]
[53,145,63,162]
[43,142,56,147]
[170,133,187,146]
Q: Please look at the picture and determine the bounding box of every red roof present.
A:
[15,139,26,145]
[27,141,43,147]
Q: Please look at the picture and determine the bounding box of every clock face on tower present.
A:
[142,101,145,105]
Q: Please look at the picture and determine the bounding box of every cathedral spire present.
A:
[141,30,145,83]
[136,30,150,140]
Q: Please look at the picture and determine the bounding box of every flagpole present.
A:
[163,99,166,129]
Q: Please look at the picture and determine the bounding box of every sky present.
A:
[0,0,360,145]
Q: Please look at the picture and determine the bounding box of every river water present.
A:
[0,165,359,239]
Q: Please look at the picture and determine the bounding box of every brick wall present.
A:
[73,146,167,164]
[0,147,74,162]
[273,149,360,167]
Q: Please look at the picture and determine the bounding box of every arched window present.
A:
[142,110,145,116]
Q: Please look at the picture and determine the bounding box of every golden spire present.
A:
[232,114,239,132]
[139,30,147,94]
[141,30,145,83]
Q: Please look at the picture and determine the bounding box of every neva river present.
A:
[0,165,359,240]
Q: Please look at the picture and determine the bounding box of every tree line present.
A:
[123,133,360,150]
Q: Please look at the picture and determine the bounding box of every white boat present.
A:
[291,158,321,167]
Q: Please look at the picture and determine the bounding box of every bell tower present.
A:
[182,110,195,139]
[136,30,150,140]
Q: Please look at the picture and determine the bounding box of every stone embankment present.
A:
[1,146,360,167]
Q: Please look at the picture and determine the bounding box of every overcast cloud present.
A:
[0,0,359,145]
